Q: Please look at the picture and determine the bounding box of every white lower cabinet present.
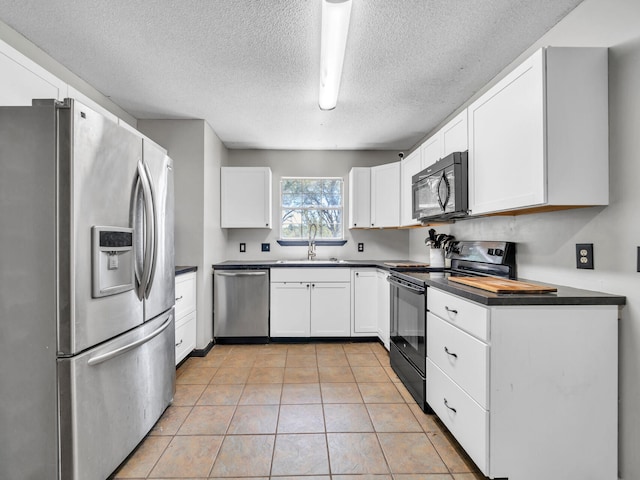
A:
[351,269,378,335]
[351,268,390,350]
[174,271,197,364]
[427,359,488,473]
[270,268,350,338]
[270,282,311,337]
[376,269,390,350]
[426,288,618,480]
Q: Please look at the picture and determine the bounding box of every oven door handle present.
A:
[387,276,425,295]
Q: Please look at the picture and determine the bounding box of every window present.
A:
[280,177,344,241]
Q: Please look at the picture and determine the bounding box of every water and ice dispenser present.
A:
[91,226,135,298]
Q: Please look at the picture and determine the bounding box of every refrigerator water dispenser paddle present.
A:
[91,226,135,298]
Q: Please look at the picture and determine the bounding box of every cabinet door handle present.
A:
[175,339,183,347]
[306,284,310,289]
[444,346,458,359]
[444,398,457,413]
[175,295,183,302]
[445,306,458,315]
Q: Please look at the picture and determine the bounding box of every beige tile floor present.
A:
[112,341,489,480]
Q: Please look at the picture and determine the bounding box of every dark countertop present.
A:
[392,270,626,307]
[175,265,198,276]
[211,260,625,307]
[212,259,429,271]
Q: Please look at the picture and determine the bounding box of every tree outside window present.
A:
[280,177,343,240]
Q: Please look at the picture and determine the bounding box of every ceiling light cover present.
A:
[319,0,352,110]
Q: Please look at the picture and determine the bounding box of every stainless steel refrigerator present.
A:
[0,98,176,480]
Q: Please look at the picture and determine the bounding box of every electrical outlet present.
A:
[576,243,594,269]
[239,243,246,253]
[358,243,364,252]
[261,243,270,252]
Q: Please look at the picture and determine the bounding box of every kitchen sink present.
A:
[275,259,348,264]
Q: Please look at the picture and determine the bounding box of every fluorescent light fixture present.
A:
[319,0,352,110]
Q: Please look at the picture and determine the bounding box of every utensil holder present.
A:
[429,248,445,268]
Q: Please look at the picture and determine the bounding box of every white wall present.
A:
[225,149,410,261]
[138,119,228,350]
[409,1,640,477]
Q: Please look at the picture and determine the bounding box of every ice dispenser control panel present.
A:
[92,226,135,298]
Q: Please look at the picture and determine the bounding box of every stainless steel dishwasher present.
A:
[213,269,269,342]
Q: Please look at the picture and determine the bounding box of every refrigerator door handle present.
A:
[136,160,155,299]
[86,316,172,366]
[142,160,158,299]
[132,173,145,297]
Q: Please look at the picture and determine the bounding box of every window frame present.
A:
[278,176,346,244]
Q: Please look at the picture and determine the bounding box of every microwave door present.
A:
[414,176,441,218]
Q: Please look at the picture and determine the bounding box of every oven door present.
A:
[388,275,426,375]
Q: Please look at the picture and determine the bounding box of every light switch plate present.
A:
[239,243,246,253]
[261,243,270,252]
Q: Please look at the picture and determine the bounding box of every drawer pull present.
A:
[175,339,183,347]
[444,398,457,413]
[175,295,183,302]
[445,306,458,314]
[444,346,458,359]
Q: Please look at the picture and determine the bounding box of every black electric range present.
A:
[388,241,516,412]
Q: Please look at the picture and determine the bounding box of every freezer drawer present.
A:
[58,311,175,480]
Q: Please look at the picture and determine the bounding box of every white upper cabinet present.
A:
[441,109,468,158]
[221,166,272,228]
[420,109,468,170]
[468,47,608,216]
[400,151,422,226]
[370,161,400,228]
[0,40,67,105]
[348,167,371,228]
[420,134,442,170]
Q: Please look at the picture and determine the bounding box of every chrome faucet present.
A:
[307,223,318,260]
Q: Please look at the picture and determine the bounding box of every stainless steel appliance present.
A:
[214,269,270,342]
[0,98,175,480]
[388,241,515,412]
[412,151,468,222]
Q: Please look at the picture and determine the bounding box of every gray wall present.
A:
[138,119,228,349]
[409,0,640,477]
[225,149,410,261]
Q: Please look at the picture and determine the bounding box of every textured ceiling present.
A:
[0,0,583,150]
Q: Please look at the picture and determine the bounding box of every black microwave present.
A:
[412,151,468,222]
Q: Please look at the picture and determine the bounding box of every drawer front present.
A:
[175,311,196,364]
[428,288,489,341]
[270,267,351,283]
[427,312,489,408]
[427,359,488,474]
[175,273,196,319]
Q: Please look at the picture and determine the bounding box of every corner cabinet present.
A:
[468,47,608,216]
[370,162,400,228]
[426,287,618,479]
[221,167,272,228]
[400,151,422,227]
[348,167,371,228]
[270,268,351,338]
[174,271,197,364]
[351,268,390,350]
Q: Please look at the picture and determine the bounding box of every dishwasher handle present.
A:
[216,271,267,277]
